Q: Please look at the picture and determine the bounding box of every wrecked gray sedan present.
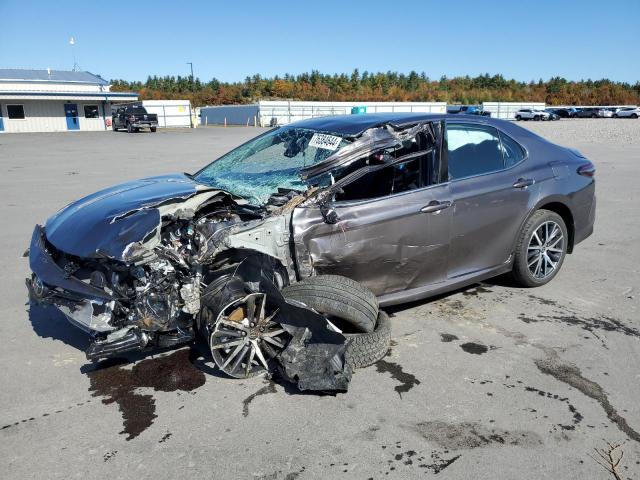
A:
[26,113,595,384]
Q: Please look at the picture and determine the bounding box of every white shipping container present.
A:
[141,100,193,128]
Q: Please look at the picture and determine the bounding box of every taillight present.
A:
[577,162,595,177]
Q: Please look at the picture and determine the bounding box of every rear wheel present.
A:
[511,210,568,287]
[150,126,157,132]
[632,113,638,119]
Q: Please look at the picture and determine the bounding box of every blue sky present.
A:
[0,0,638,83]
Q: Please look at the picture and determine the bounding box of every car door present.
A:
[445,121,535,279]
[292,125,451,297]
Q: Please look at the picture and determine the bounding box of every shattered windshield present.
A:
[194,127,351,205]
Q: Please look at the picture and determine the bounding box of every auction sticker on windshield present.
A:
[309,133,342,151]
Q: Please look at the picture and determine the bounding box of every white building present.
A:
[0,69,138,133]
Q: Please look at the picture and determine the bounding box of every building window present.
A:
[7,104,25,119]
[84,105,99,118]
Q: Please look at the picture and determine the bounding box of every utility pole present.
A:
[187,62,194,90]
[186,62,195,128]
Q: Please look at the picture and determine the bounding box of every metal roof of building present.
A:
[0,69,109,85]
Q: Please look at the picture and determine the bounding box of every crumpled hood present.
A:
[45,173,211,261]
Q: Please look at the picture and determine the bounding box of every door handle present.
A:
[420,200,452,213]
[513,178,535,189]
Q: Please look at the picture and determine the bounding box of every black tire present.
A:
[281,275,379,333]
[591,114,597,118]
[510,210,568,288]
[127,123,133,133]
[112,123,118,131]
[534,115,540,121]
[151,126,157,132]
[515,115,521,121]
[632,113,638,119]
[345,311,391,369]
[198,275,247,338]
[613,114,618,118]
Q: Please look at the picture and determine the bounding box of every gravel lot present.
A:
[0,119,639,479]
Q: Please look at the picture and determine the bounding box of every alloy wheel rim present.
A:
[527,221,565,280]
[209,292,288,378]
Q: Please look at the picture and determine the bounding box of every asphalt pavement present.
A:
[0,120,638,479]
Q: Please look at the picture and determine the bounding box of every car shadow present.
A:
[27,301,230,378]
[28,302,90,352]
[384,275,521,316]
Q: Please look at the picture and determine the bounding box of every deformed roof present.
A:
[0,69,109,85]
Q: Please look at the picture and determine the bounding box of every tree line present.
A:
[110,70,640,107]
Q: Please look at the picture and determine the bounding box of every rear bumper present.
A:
[573,190,596,247]
[131,121,158,128]
[27,225,116,333]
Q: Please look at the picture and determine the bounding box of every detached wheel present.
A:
[345,311,391,369]
[281,275,379,333]
[511,210,568,287]
[200,276,289,378]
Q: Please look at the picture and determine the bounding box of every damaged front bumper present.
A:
[27,224,117,334]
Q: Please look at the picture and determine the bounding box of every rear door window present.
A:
[445,124,504,180]
[499,131,526,168]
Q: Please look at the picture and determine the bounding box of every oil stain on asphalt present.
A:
[86,348,206,440]
[535,352,640,443]
[242,380,277,417]
[462,285,493,297]
[460,342,489,355]
[375,359,421,398]
[440,333,459,343]
[415,420,542,449]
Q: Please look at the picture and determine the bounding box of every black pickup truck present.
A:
[112,104,158,133]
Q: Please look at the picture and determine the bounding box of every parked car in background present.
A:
[614,107,640,118]
[112,104,159,133]
[547,108,577,118]
[515,109,550,121]
[597,108,613,118]
[544,109,561,121]
[574,108,600,118]
[447,105,491,117]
